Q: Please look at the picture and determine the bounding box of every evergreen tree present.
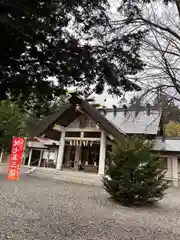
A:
[0,101,27,152]
[103,137,168,206]
[0,0,143,107]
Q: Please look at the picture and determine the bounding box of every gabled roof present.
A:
[33,96,162,139]
[34,96,124,140]
[78,97,125,139]
[32,103,71,138]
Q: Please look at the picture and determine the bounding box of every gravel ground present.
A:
[0,175,180,239]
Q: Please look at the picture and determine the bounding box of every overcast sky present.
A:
[93,0,141,107]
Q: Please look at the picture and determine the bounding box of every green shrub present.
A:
[103,137,168,206]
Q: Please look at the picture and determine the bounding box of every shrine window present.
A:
[84,132,101,138]
[65,132,80,137]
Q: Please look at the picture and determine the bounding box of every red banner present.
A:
[7,137,25,180]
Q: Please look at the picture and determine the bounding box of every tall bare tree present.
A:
[110,0,180,104]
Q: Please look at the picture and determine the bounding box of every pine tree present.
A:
[103,137,168,206]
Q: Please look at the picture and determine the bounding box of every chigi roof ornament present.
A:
[147,103,151,116]
[75,104,83,113]
[123,104,128,116]
[112,105,117,117]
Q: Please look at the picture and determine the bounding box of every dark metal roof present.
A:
[32,103,71,138]
[33,96,162,139]
[79,98,124,139]
[34,96,124,140]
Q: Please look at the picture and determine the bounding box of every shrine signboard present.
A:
[7,137,25,180]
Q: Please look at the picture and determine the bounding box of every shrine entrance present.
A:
[81,144,99,173]
[52,110,110,175]
[62,141,100,173]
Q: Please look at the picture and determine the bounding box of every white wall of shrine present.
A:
[55,128,107,175]
[163,155,179,187]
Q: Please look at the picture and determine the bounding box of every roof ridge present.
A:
[99,107,162,112]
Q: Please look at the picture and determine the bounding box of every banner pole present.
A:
[0,149,3,163]
[22,137,27,165]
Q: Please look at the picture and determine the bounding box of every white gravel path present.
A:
[0,175,180,239]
